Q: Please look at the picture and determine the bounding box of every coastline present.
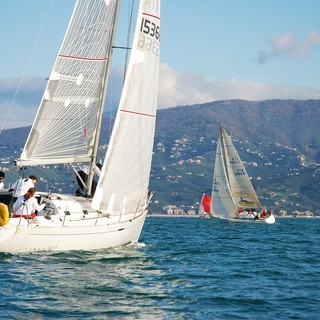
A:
[147,214,320,218]
[147,214,198,218]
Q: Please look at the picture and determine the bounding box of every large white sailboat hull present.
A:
[0,193,147,253]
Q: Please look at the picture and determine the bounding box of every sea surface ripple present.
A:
[1,217,320,319]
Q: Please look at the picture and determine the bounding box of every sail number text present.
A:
[138,17,160,55]
[140,18,160,40]
[235,169,245,176]
[213,179,219,192]
[230,157,241,165]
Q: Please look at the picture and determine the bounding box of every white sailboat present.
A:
[210,124,275,224]
[0,0,161,253]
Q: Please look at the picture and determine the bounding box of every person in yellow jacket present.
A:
[0,202,9,226]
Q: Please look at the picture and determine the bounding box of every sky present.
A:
[1,0,320,129]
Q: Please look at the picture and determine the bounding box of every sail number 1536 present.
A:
[140,18,160,40]
[138,17,160,55]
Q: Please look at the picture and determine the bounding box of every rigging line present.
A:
[106,1,134,138]
[113,46,131,50]
[0,0,54,137]
[123,0,136,84]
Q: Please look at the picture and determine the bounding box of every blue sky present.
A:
[1,0,320,129]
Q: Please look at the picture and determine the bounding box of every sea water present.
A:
[1,217,319,319]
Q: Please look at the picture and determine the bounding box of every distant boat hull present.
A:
[0,193,147,253]
[199,214,211,219]
[212,214,275,224]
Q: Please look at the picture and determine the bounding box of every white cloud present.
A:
[158,64,215,108]
[158,63,320,108]
[302,30,320,55]
[256,30,320,63]
[271,33,298,56]
[1,64,320,129]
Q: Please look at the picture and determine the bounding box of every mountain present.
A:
[155,99,320,161]
[151,99,320,214]
[0,99,319,214]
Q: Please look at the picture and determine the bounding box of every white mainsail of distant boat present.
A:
[0,0,161,253]
[210,124,275,224]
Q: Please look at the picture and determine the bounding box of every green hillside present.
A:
[0,99,319,214]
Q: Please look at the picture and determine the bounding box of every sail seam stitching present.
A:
[143,12,160,20]
[120,109,156,118]
[58,54,107,61]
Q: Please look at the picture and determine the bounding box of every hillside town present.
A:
[0,100,319,217]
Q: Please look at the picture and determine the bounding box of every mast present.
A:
[86,0,122,196]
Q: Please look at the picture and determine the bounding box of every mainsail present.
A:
[211,125,261,219]
[17,0,120,166]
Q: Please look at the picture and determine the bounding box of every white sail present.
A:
[92,1,160,216]
[220,126,261,209]
[17,0,120,166]
[211,134,238,219]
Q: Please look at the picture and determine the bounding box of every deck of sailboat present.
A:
[37,192,94,210]
[0,191,143,229]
